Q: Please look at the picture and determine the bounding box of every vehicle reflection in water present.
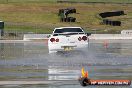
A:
[0,41,132,88]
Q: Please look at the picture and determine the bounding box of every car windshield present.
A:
[54,28,83,33]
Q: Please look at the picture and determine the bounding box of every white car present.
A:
[48,27,89,53]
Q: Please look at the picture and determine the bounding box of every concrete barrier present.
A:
[121,30,132,35]
[23,34,50,40]
[23,34,132,40]
[89,34,132,40]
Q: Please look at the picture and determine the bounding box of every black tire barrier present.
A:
[68,17,76,22]
[58,8,76,23]
[99,11,125,18]
[66,7,76,13]
[103,19,121,26]
[58,8,76,16]
[62,17,76,22]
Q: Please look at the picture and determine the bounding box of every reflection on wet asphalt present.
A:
[0,41,132,88]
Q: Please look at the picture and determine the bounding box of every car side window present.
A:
[54,29,62,33]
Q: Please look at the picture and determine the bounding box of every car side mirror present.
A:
[86,33,91,36]
[47,34,51,38]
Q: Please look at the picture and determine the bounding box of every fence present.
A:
[23,34,50,40]
[0,30,51,40]
[0,31,25,40]
[89,34,132,40]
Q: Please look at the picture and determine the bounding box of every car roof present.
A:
[55,27,82,29]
